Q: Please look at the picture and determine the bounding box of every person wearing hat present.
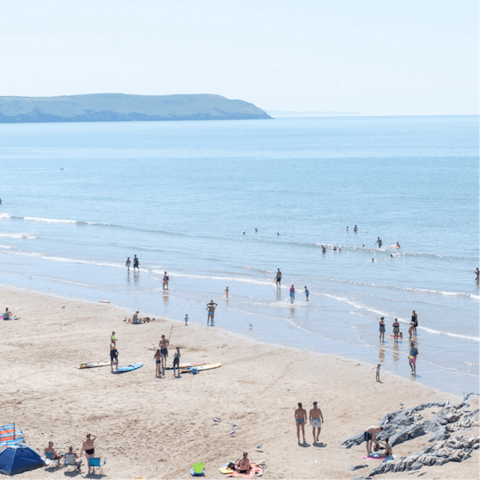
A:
[309,401,324,443]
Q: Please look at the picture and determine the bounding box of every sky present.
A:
[0,0,478,115]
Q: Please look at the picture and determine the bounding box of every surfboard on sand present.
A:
[79,362,110,369]
[164,362,206,370]
[112,362,143,374]
[181,363,221,373]
[99,300,110,303]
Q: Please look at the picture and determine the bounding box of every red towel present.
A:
[227,464,262,478]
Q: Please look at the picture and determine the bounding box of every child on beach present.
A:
[304,286,309,301]
[225,287,229,298]
[185,314,189,326]
[290,285,295,303]
[154,348,162,378]
[125,257,131,272]
[373,363,381,382]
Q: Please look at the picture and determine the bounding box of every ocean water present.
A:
[0,115,478,395]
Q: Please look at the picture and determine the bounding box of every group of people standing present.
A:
[154,334,181,377]
[294,402,324,445]
[125,255,140,272]
[274,269,310,303]
[378,310,419,376]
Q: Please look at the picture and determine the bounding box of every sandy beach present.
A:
[1,285,478,479]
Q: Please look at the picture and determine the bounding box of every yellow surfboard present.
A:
[181,363,221,373]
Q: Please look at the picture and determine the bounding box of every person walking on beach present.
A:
[125,257,131,272]
[159,335,169,368]
[408,322,415,339]
[154,348,162,378]
[304,286,309,301]
[290,285,295,303]
[309,401,324,443]
[185,314,189,326]
[173,346,181,377]
[411,310,418,335]
[364,426,382,455]
[409,342,418,376]
[133,255,139,271]
[110,341,118,372]
[206,300,217,326]
[295,402,307,444]
[392,318,400,341]
[375,237,383,248]
[379,317,386,342]
[163,272,169,290]
[225,286,229,298]
[80,434,97,474]
[275,268,282,288]
[373,363,381,382]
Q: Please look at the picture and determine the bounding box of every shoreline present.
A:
[1,284,478,479]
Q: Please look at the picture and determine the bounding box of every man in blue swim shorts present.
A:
[206,300,218,326]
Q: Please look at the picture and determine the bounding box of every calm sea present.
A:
[0,115,478,394]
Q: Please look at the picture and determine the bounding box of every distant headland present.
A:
[0,93,271,123]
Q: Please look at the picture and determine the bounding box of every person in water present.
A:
[379,317,386,342]
[206,300,217,326]
[304,286,309,301]
[409,342,418,376]
[322,245,326,254]
[375,237,383,248]
[392,318,400,341]
[163,272,169,290]
[346,226,349,232]
[125,257,131,272]
[309,401,324,443]
[275,268,282,288]
[475,268,479,281]
[411,310,418,335]
[133,255,139,271]
[225,286,229,298]
[289,285,295,303]
[154,348,162,378]
[408,322,415,339]
[354,225,358,232]
[295,402,307,444]
[396,242,400,248]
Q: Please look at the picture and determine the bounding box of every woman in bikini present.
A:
[294,402,307,444]
[379,317,386,342]
[81,433,97,474]
[392,318,400,341]
[378,437,393,458]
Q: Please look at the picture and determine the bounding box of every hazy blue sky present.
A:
[1,0,478,115]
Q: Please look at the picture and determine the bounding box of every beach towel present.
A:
[362,454,395,461]
[227,464,263,478]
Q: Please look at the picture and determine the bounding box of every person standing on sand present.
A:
[409,342,418,376]
[364,426,382,455]
[379,317,385,342]
[159,335,169,368]
[411,310,418,335]
[133,255,139,272]
[206,300,217,326]
[80,434,97,474]
[185,314,189,326]
[125,257,131,272]
[173,346,181,377]
[373,363,381,382]
[110,341,118,371]
[294,402,307,444]
[154,348,162,378]
[309,401,324,443]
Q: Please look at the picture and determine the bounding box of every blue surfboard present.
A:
[112,362,143,374]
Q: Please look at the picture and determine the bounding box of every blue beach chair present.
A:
[88,457,107,474]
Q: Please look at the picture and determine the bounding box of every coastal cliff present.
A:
[0,93,271,123]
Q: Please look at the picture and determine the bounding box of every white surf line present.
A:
[321,292,480,342]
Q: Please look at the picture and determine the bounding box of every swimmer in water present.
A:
[390,254,394,258]
[277,232,280,236]
[354,225,358,232]
[346,226,349,232]
[396,242,400,248]
[372,258,375,262]
[255,228,258,232]
[375,237,383,248]
[225,286,229,297]
[475,268,479,281]
[242,231,245,235]
[333,246,337,251]
[322,245,326,254]
[304,286,309,301]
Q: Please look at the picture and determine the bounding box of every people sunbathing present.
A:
[45,441,63,461]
